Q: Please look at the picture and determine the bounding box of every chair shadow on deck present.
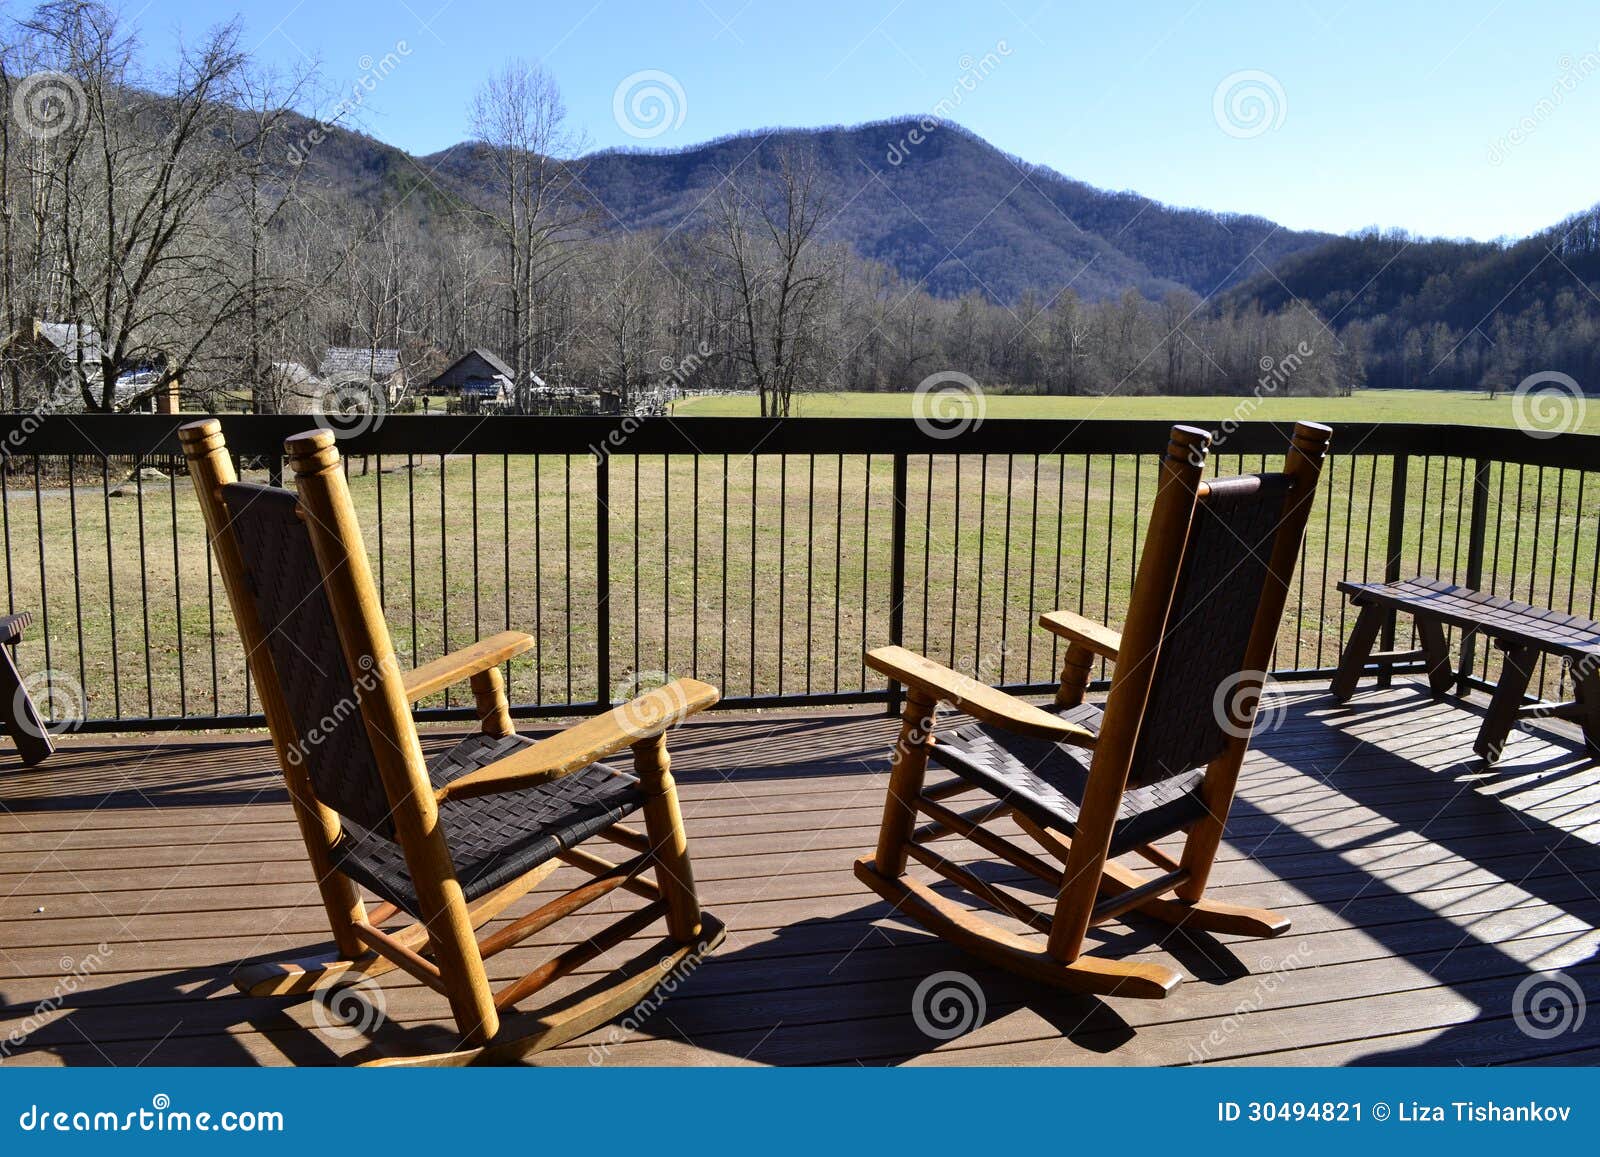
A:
[6,684,1600,1065]
[647,682,1600,1066]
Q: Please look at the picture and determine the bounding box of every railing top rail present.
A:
[0,413,1596,468]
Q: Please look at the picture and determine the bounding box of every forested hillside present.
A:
[1223,211,1600,390]
[0,1,1592,414]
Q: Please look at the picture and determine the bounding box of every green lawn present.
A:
[3,389,1595,728]
[673,387,1600,434]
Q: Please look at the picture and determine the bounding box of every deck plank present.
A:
[2,682,1598,1066]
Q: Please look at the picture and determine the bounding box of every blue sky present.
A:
[119,0,1600,240]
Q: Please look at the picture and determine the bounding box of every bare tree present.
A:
[709,146,836,416]
[469,59,584,409]
[582,230,664,405]
[15,3,305,410]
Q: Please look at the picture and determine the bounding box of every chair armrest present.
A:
[1037,610,1121,660]
[865,646,1094,748]
[402,631,536,702]
[434,678,721,802]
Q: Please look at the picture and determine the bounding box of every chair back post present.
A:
[1048,424,1210,963]
[177,419,369,957]
[1176,420,1331,900]
[283,429,500,1045]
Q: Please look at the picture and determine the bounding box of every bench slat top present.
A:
[0,611,30,646]
[1338,577,1600,658]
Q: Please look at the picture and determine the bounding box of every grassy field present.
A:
[673,387,1600,433]
[1,388,1595,728]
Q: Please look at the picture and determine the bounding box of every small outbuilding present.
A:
[318,346,405,402]
[423,348,514,404]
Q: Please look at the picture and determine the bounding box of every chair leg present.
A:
[1475,642,1537,763]
[633,732,702,942]
[364,915,728,1067]
[233,862,561,997]
[1014,814,1289,941]
[407,873,501,1046]
[871,689,936,877]
[853,856,1180,999]
[1330,602,1384,702]
[1100,854,1288,938]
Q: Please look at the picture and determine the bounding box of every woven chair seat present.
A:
[330,731,644,915]
[931,703,1210,857]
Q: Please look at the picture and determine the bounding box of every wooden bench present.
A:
[0,611,54,766]
[1332,577,1600,763]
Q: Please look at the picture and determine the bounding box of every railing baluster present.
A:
[1456,457,1491,689]
[887,450,908,713]
[595,452,610,708]
[102,454,120,719]
[32,455,51,688]
[1379,453,1409,687]
[1,416,1592,730]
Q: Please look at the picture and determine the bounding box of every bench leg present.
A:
[1573,669,1600,760]
[1475,643,1537,764]
[1331,603,1385,702]
[1415,616,1454,698]
[0,644,53,766]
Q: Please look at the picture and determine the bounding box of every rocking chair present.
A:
[858,421,1331,999]
[179,419,724,1065]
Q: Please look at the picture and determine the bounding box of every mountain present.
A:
[1220,206,1600,389]
[1223,210,1600,332]
[419,118,1334,304]
[297,114,1600,391]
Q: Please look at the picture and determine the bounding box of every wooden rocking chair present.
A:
[858,421,1330,999]
[178,419,724,1065]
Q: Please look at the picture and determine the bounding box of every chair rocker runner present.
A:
[858,421,1331,999]
[179,419,724,1065]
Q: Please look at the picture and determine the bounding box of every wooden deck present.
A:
[3,679,1599,1066]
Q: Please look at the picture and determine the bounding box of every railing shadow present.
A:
[7,683,1600,1065]
[1229,682,1600,1064]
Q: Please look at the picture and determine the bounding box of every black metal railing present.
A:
[0,414,1595,732]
